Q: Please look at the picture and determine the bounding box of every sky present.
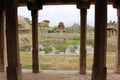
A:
[18,5,117,27]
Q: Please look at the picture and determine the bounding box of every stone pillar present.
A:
[91,0,107,80]
[27,0,42,73]
[116,9,120,73]
[80,8,87,74]
[5,0,22,80]
[0,9,5,72]
[31,10,39,73]
[76,1,90,74]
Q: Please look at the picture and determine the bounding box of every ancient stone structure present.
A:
[91,0,107,79]
[72,23,80,30]
[39,20,50,27]
[77,0,90,74]
[55,22,66,43]
[0,0,120,80]
[39,20,50,33]
[57,22,65,32]
[0,10,5,72]
[107,21,118,36]
[113,1,120,73]
[27,1,42,73]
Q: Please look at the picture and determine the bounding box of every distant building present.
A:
[107,21,118,36]
[39,20,50,33]
[107,21,118,29]
[57,22,65,32]
[39,20,50,27]
[72,23,80,30]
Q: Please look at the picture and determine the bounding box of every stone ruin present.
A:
[39,20,50,33]
[57,22,65,32]
[107,21,118,36]
[72,23,80,30]
[55,22,66,43]
[39,20,50,27]
[107,21,118,29]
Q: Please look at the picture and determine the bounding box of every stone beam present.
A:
[18,0,114,6]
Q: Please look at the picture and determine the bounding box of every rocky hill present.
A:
[18,16,31,46]
[18,16,31,33]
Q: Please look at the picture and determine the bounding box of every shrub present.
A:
[43,46,52,54]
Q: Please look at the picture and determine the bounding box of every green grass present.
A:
[67,38,80,44]
[40,64,51,70]
[23,65,32,69]
[20,53,115,70]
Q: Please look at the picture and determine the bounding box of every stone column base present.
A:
[92,66,107,80]
[7,65,22,80]
[32,65,39,73]
[80,65,86,74]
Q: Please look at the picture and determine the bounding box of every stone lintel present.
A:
[18,0,115,6]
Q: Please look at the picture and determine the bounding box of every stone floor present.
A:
[0,70,120,80]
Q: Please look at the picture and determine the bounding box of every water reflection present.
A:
[39,44,94,55]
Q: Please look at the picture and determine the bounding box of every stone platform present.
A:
[0,70,120,80]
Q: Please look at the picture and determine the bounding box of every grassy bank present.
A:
[20,53,115,70]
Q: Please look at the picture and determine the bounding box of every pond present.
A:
[38,44,94,55]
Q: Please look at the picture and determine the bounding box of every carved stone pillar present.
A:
[0,9,5,72]
[31,10,39,73]
[77,1,90,74]
[27,0,42,73]
[5,0,22,80]
[113,0,120,74]
[80,8,87,74]
[91,0,107,80]
[115,9,120,73]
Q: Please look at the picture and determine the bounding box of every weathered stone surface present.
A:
[18,16,31,34]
